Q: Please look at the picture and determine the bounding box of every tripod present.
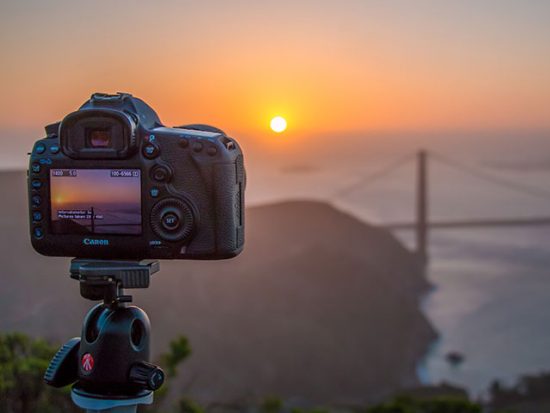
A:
[44,259,165,413]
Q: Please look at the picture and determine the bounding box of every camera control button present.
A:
[33,227,44,238]
[150,188,160,198]
[32,211,43,222]
[161,212,180,230]
[31,195,42,206]
[151,165,172,183]
[31,179,42,189]
[143,143,160,159]
[31,163,41,173]
[50,145,60,154]
[179,139,189,148]
[35,143,46,154]
[151,198,195,242]
[192,142,203,152]
[207,147,217,156]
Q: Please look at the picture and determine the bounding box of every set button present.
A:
[161,212,180,230]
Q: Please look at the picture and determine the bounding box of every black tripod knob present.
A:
[44,337,80,387]
[129,361,165,391]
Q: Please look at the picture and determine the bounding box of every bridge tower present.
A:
[416,150,428,264]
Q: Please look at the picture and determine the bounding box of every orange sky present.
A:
[0,0,549,166]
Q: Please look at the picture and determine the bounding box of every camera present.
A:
[28,92,245,260]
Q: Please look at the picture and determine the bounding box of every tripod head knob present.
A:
[44,337,80,387]
[129,361,165,391]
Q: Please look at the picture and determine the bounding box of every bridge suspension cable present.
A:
[430,151,550,201]
[333,153,415,197]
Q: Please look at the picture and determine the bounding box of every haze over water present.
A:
[1,0,550,398]
[247,135,550,396]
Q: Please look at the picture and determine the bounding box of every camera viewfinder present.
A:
[87,130,112,148]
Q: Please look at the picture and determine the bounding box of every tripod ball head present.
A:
[76,303,162,394]
[45,303,164,397]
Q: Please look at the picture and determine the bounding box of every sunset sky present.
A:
[1,1,549,168]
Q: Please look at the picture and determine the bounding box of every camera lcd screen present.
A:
[50,169,141,235]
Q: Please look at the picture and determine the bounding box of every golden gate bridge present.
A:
[333,150,550,263]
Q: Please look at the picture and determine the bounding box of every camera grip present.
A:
[213,157,245,255]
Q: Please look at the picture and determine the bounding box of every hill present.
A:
[0,170,436,405]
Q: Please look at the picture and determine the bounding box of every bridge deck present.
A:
[384,217,550,230]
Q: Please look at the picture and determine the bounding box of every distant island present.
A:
[0,171,436,405]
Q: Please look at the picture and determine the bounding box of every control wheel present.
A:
[150,198,195,242]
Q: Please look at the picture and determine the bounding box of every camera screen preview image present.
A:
[49,169,142,235]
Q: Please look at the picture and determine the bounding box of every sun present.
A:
[270,116,287,133]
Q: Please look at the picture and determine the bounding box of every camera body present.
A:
[28,93,245,260]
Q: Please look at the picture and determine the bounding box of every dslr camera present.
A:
[28,92,245,260]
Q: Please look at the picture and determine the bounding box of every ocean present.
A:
[243,133,550,397]
[420,226,550,397]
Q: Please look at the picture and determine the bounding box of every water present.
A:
[421,227,550,396]
[245,137,550,396]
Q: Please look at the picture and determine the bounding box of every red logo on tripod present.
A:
[81,353,94,372]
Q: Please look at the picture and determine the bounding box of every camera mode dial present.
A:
[150,198,195,242]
